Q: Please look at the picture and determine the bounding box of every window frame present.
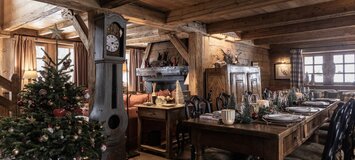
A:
[304,55,324,84]
[333,53,355,84]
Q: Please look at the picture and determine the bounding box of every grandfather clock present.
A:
[90,13,128,160]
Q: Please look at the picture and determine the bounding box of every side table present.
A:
[136,104,184,159]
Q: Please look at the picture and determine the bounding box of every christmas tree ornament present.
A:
[62,96,68,100]
[48,101,54,106]
[101,144,107,152]
[73,134,78,140]
[39,89,48,95]
[84,93,90,99]
[47,127,54,134]
[53,108,66,117]
[26,116,36,123]
[12,149,19,155]
[17,100,24,106]
[8,127,14,133]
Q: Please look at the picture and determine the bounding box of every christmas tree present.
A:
[0,49,105,159]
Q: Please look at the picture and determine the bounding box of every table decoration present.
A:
[235,92,252,124]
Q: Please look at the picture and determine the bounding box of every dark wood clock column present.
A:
[89,13,128,160]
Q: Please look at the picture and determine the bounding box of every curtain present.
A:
[74,42,88,87]
[13,35,36,88]
[128,49,143,92]
[290,49,304,88]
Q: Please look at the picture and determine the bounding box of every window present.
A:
[35,45,46,76]
[333,54,355,83]
[58,47,75,82]
[304,56,324,83]
[122,51,130,87]
[35,44,75,82]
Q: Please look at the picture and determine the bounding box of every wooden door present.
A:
[230,72,247,108]
[247,72,261,97]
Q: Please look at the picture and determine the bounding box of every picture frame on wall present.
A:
[274,63,291,80]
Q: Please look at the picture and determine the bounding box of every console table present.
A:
[136,104,185,158]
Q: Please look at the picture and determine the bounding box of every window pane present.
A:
[333,55,343,64]
[344,54,355,63]
[305,66,313,73]
[314,56,323,64]
[304,57,313,64]
[36,46,45,58]
[314,74,323,83]
[345,64,355,73]
[335,65,343,73]
[345,74,355,83]
[37,60,45,71]
[334,74,344,83]
[314,65,323,73]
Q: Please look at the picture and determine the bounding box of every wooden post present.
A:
[188,32,204,96]
[87,11,96,110]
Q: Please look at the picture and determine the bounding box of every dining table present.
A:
[183,101,339,160]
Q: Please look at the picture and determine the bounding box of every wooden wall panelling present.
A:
[188,32,204,96]
[207,0,355,34]
[268,49,291,90]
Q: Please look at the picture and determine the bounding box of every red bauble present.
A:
[53,108,67,117]
[74,108,83,115]
[17,100,24,106]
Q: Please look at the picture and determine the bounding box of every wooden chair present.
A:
[176,97,212,158]
[286,99,355,160]
[216,92,230,110]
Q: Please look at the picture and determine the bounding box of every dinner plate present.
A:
[302,101,329,106]
[286,107,322,113]
[162,103,175,107]
[263,113,304,122]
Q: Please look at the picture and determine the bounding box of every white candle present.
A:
[296,92,303,100]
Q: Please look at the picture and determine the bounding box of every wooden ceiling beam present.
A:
[254,26,355,45]
[39,13,88,35]
[207,0,355,34]
[242,15,355,40]
[167,0,289,25]
[3,5,61,31]
[126,25,156,35]
[168,33,189,63]
[302,44,355,54]
[100,0,139,8]
[127,32,189,44]
[270,37,355,49]
[33,0,166,28]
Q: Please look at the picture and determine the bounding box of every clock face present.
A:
[106,34,119,52]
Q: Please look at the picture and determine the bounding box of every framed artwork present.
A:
[274,63,291,80]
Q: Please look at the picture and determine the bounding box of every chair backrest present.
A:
[216,92,230,110]
[322,99,355,160]
[184,100,198,120]
[190,95,212,114]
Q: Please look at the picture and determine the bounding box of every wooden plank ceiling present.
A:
[2,0,355,49]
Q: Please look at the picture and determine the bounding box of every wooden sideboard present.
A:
[205,65,261,110]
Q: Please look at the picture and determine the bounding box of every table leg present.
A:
[195,145,202,160]
[137,111,141,151]
[166,111,172,158]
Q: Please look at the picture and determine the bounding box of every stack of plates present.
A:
[286,107,322,113]
[161,103,175,107]
[263,113,304,123]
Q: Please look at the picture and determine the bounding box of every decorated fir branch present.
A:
[0,49,106,159]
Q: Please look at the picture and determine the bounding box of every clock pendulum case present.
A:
[89,13,128,160]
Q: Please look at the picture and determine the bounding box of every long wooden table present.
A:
[184,102,339,160]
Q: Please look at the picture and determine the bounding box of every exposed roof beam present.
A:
[100,0,139,8]
[126,25,156,36]
[254,26,355,45]
[39,13,88,35]
[33,0,166,28]
[127,32,189,44]
[167,0,290,25]
[242,15,355,40]
[270,37,355,49]
[64,32,79,39]
[302,44,355,54]
[168,33,189,63]
[207,0,355,34]
[3,5,61,31]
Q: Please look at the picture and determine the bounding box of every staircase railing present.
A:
[0,74,20,116]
